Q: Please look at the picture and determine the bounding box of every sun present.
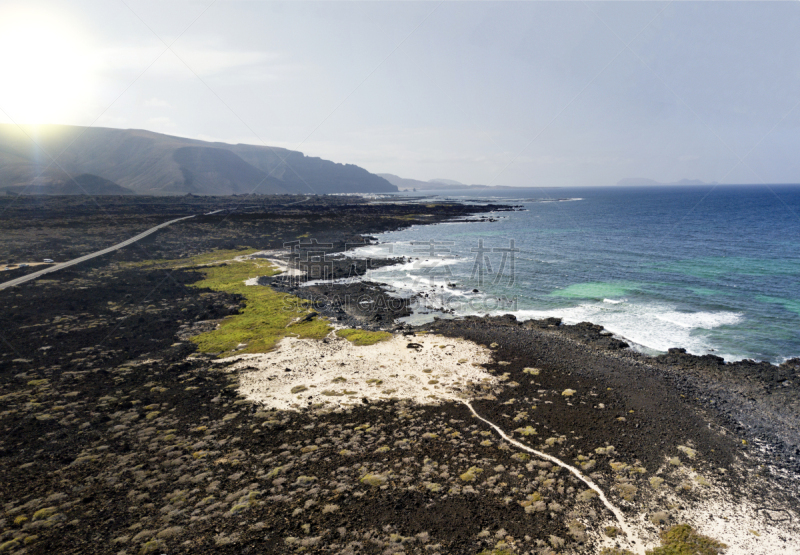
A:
[0,9,92,124]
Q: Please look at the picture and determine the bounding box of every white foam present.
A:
[375,257,464,272]
[654,310,741,330]
[345,245,395,259]
[299,277,362,287]
[539,197,584,202]
[506,302,744,360]
[296,243,749,362]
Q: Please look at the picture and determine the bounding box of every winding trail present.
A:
[0,215,195,291]
[463,400,642,552]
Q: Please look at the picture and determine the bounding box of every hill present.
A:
[377,173,516,191]
[0,125,397,195]
[1,173,135,196]
[376,173,436,191]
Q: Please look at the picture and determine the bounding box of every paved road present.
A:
[0,215,195,291]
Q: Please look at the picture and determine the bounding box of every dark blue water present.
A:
[357,185,800,363]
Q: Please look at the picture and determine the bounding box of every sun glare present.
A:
[0,10,92,124]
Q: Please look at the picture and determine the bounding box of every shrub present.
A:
[360,473,387,487]
[649,524,727,555]
[459,467,483,482]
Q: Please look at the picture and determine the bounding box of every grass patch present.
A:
[335,329,392,346]
[153,249,332,357]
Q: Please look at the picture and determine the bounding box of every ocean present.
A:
[350,185,800,364]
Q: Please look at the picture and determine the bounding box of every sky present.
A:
[0,1,798,187]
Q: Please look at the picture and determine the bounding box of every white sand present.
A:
[225,332,494,411]
[241,250,305,277]
[232,251,304,284]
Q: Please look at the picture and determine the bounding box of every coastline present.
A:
[362,188,800,367]
[252,202,800,474]
[1,194,798,554]
[250,211,800,552]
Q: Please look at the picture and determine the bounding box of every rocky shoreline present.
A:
[0,195,798,554]
[265,237,800,481]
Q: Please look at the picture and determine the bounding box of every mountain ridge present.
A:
[377,173,517,191]
[0,125,397,195]
[2,173,135,196]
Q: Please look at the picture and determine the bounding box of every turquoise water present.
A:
[355,185,800,363]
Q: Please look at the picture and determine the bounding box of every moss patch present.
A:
[601,524,727,555]
[335,329,392,346]
[360,473,387,487]
[649,524,727,554]
[32,507,57,521]
[459,466,483,482]
[155,250,332,357]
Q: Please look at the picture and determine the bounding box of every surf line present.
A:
[462,400,640,551]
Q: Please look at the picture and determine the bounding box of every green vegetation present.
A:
[139,539,165,554]
[0,540,21,552]
[651,524,727,554]
[360,473,387,486]
[459,466,483,482]
[614,482,637,501]
[32,507,57,521]
[600,524,727,555]
[151,249,332,357]
[576,488,597,502]
[335,328,392,346]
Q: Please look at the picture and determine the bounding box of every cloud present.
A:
[95,42,288,80]
[170,46,279,76]
[144,97,169,108]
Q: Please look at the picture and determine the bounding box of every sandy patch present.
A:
[225,332,494,410]
[1,262,52,272]
[242,250,305,280]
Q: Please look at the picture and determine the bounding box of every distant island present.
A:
[0,125,397,196]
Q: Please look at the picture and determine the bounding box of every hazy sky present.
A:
[1,1,799,187]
